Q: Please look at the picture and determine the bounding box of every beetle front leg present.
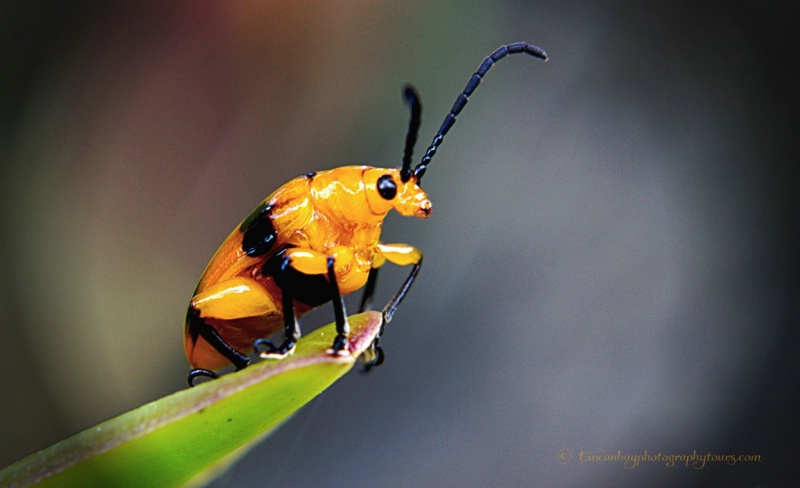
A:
[358,267,379,313]
[358,243,422,373]
[377,243,423,323]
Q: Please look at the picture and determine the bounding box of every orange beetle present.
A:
[184,42,548,385]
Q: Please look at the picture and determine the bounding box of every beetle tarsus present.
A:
[327,333,350,357]
[254,337,297,359]
[362,340,385,373]
[188,368,220,387]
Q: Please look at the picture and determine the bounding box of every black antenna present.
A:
[400,85,421,182]
[413,42,548,181]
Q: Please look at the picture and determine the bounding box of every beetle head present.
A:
[364,167,431,219]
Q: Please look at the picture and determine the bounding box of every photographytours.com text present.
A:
[556,448,762,469]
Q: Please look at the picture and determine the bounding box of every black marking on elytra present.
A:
[264,248,333,307]
[303,172,316,179]
[241,203,277,257]
[239,201,270,232]
[186,306,200,342]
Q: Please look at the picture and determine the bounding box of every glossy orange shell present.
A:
[183,166,430,370]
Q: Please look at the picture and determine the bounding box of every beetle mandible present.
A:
[184,42,548,385]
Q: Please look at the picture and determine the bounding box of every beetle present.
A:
[184,42,548,385]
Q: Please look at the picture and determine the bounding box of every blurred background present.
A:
[1,2,797,487]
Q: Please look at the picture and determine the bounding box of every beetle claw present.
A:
[254,338,296,359]
[326,334,350,357]
[327,348,351,357]
[188,368,220,387]
[360,341,385,373]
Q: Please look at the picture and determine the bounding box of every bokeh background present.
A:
[1,2,797,487]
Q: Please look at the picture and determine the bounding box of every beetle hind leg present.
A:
[186,308,250,386]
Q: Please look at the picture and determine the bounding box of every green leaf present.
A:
[0,312,383,488]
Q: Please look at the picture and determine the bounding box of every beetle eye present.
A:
[377,174,397,200]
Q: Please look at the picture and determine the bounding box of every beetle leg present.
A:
[376,243,423,323]
[188,368,219,386]
[186,277,281,382]
[192,276,279,319]
[254,254,300,358]
[383,259,421,323]
[358,267,379,312]
[358,244,422,372]
[254,259,301,359]
[362,343,385,373]
[358,266,383,371]
[186,307,250,386]
[272,248,351,356]
[327,255,350,355]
